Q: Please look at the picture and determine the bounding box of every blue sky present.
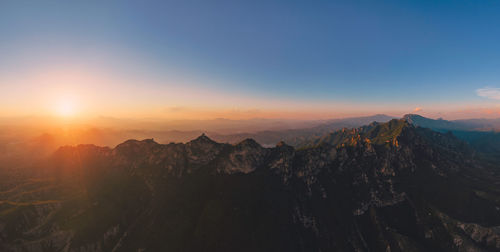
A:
[1,0,500,119]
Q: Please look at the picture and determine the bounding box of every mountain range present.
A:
[0,114,395,170]
[1,115,500,251]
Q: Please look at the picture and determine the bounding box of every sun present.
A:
[55,98,77,117]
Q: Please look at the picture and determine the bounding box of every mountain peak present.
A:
[402,113,426,122]
[403,114,437,125]
[402,114,458,130]
[116,138,158,148]
[142,138,158,144]
[276,140,288,147]
[237,138,262,148]
[189,133,216,145]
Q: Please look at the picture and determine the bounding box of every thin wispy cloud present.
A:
[476,87,500,100]
[166,106,186,113]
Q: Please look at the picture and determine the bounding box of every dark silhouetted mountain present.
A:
[1,119,500,251]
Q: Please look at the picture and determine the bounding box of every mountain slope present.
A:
[1,120,500,251]
[403,114,500,165]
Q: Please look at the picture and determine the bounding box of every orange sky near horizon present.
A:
[1,66,500,121]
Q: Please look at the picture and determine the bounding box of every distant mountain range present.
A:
[1,115,500,251]
[0,114,396,168]
[210,114,396,146]
[402,114,500,156]
[403,114,500,132]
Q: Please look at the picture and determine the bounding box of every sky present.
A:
[1,0,500,120]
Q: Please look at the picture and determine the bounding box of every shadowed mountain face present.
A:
[403,114,500,164]
[1,119,500,251]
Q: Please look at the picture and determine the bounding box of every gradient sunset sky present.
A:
[1,0,500,120]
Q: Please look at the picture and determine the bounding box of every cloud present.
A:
[476,87,500,100]
[413,107,422,112]
[165,106,186,113]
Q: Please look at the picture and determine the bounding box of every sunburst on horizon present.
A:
[54,97,78,118]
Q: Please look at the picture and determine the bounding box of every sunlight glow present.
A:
[55,98,77,117]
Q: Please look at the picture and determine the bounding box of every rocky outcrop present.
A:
[218,139,269,174]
